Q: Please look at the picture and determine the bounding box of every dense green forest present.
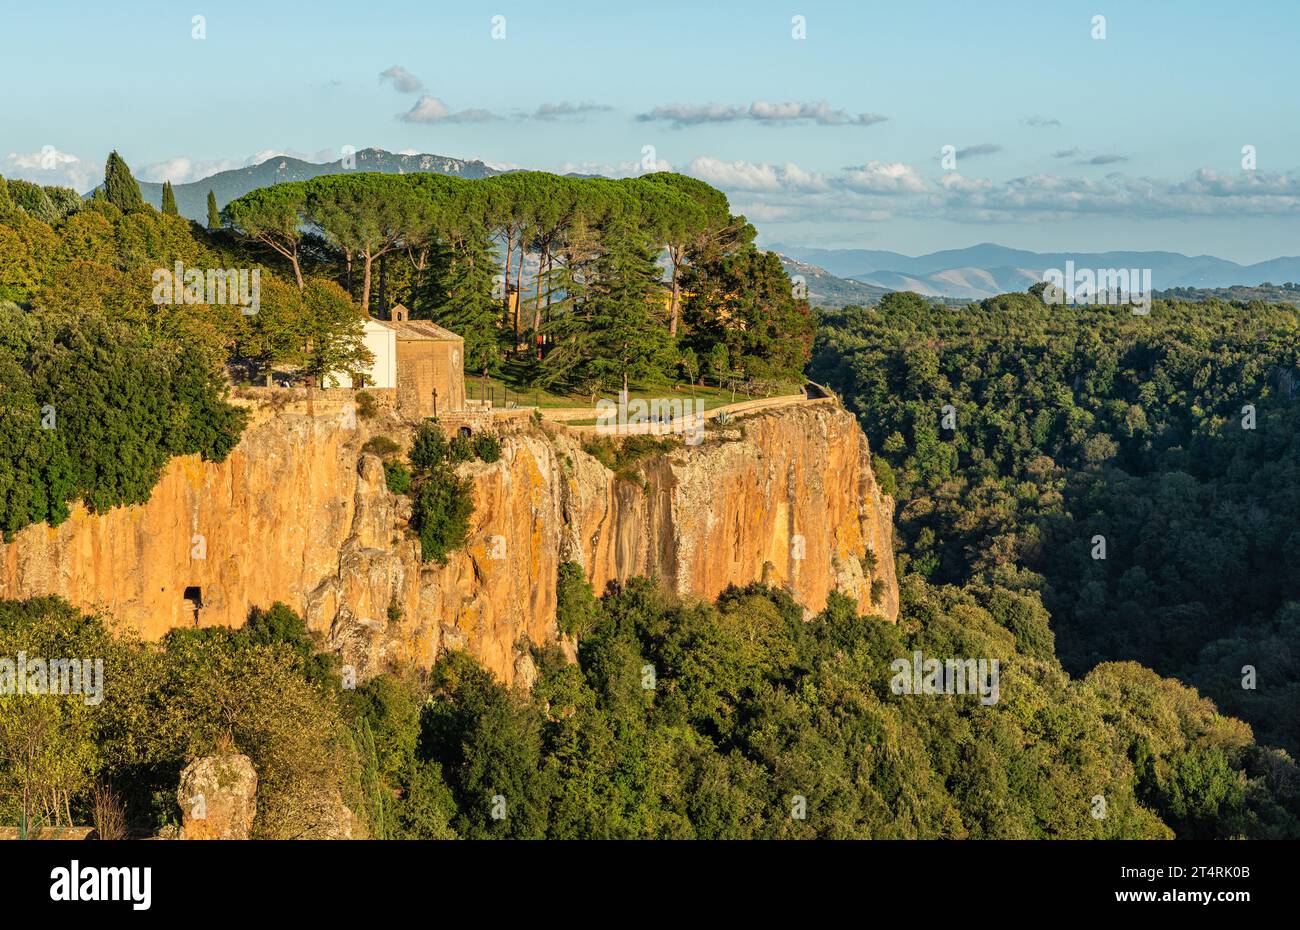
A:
[4,576,1296,839]
[812,290,1300,756]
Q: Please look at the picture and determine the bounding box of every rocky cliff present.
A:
[0,394,897,684]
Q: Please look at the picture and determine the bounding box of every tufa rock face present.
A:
[178,754,258,840]
[0,396,897,684]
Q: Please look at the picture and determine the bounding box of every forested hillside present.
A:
[5,573,1297,839]
[812,290,1300,755]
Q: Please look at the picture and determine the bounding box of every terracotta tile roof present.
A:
[371,315,462,342]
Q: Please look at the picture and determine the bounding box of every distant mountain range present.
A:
[773,243,1300,299]
[90,148,504,222]
[776,256,889,307]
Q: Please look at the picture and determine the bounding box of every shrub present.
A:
[473,433,502,463]
[355,392,378,420]
[362,435,401,459]
[449,435,473,464]
[384,460,412,495]
[411,467,474,565]
[870,578,888,606]
[402,421,474,563]
[409,421,450,475]
[555,561,599,639]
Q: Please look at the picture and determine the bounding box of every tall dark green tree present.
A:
[426,232,501,375]
[160,181,178,216]
[207,190,220,229]
[103,151,144,212]
[580,216,675,393]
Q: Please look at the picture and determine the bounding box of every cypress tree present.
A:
[426,233,502,375]
[207,190,221,229]
[161,181,178,216]
[581,217,675,392]
[0,175,11,214]
[103,150,144,211]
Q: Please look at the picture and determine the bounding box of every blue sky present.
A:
[3,0,1298,262]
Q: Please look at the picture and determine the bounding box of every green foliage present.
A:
[411,468,474,565]
[812,293,1300,755]
[243,601,338,686]
[206,190,220,230]
[355,391,378,420]
[423,231,502,374]
[6,567,1295,840]
[103,151,145,212]
[0,303,246,537]
[362,435,401,458]
[555,561,599,638]
[384,460,412,495]
[408,420,451,475]
[41,187,82,222]
[7,180,58,225]
[160,181,178,217]
[449,435,473,463]
[401,576,1296,838]
[405,421,474,564]
[472,433,501,463]
[0,597,359,837]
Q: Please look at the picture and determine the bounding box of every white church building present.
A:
[325,317,397,389]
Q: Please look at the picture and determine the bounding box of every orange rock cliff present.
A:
[0,395,898,684]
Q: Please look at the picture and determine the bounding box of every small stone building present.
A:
[384,305,465,418]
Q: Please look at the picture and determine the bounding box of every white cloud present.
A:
[401,95,451,123]
[954,143,1002,160]
[687,156,832,193]
[532,102,613,121]
[400,95,499,123]
[379,65,425,94]
[841,161,928,194]
[675,155,1300,227]
[3,147,98,192]
[638,101,887,128]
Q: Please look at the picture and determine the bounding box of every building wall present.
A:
[396,338,464,418]
[325,321,396,389]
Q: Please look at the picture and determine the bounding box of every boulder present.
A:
[178,754,258,840]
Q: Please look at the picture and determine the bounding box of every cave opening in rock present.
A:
[183,586,203,626]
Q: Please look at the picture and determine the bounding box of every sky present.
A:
[3,0,1298,263]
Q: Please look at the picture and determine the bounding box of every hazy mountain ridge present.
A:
[776,256,889,307]
[775,242,1300,297]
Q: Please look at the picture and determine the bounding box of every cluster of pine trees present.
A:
[221,170,814,396]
